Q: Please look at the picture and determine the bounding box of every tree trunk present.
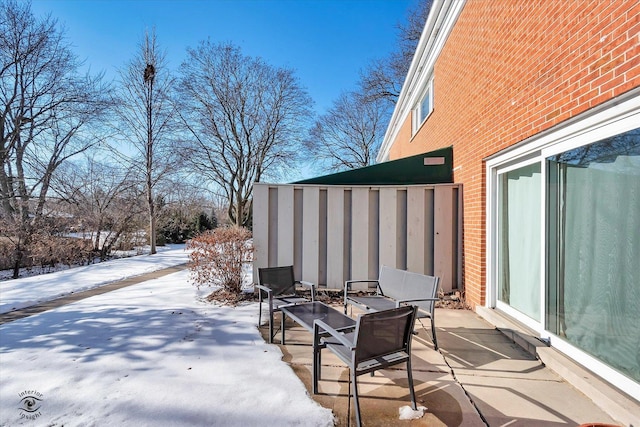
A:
[146,71,156,255]
[149,200,156,253]
[12,247,22,279]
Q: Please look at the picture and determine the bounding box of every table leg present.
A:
[313,323,321,394]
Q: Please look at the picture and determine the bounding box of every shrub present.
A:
[29,232,94,271]
[158,210,216,244]
[186,226,254,301]
[0,237,15,270]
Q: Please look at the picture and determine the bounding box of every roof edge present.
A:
[293,146,453,186]
[377,0,467,163]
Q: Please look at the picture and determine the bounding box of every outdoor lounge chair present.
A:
[256,265,315,343]
[313,305,418,427]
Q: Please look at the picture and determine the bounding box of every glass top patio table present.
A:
[280,302,356,345]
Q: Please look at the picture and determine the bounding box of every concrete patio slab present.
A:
[457,373,614,426]
[263,306,625,426]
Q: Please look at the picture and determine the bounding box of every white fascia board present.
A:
[377,0,467,163]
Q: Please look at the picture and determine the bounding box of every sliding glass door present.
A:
[488,101,640,398]
[547,128,640,384]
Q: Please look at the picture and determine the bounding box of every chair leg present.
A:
[269,311,274,344]
[406,360,417,410]
[431,318,438,350]
[280,311,286,345]
[267,297,275,343]
[352,370,362,427]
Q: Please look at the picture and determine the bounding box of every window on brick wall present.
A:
[412,78,433,134]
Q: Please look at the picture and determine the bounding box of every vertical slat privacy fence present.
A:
[253,183,462,293]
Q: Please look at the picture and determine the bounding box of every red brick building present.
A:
[379,0,639,409]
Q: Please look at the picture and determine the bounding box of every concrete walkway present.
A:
[0,264,188,325]
[265,307,628,427]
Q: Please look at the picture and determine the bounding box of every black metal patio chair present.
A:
[313,305,419,427]
[256,265,315,343]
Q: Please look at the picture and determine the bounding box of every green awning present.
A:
[294,147,453,185]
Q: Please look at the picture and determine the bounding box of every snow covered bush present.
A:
[186,226,254,299]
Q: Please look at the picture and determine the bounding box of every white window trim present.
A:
[412,78,434,135]
[493,154,545,333]
[485,90,640,401]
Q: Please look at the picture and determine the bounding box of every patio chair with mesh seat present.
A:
[256,265,315,343]
[313,305,419,427]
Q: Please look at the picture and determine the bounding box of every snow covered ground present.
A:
[0,244,191,314]
[0,246,334,426]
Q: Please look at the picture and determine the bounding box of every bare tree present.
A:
[51,156,145,259]
[0,0,112,277]
[360,0,433,105]
[177,41,311,227]
[305,90,387,171]
[305,0,432,178]
[115,29,176,254]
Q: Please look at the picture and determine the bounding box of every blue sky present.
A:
[30,0,416,115]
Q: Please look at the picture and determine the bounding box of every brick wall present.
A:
[388,0,640,307]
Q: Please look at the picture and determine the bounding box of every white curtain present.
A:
[498,163,541,321]
[560,154,640,382]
